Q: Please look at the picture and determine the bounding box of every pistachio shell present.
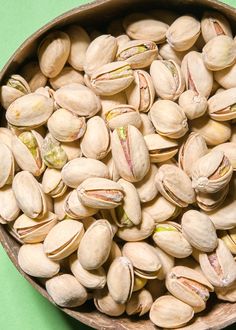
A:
[220,228,236,255]
[196,185,229,212]
[0,186,20,223]
[18,243,60,278]
[49,66,84,90]
[53,189,71,220]
[20,61,47,92]
[100,92,127,113]
[64,189,97,219]
[104,104,141,130]
[41,134,68,169]
[45,273,87,307]
[178,90,208,120]
[208,88,236,121]
[126,289,153,316]
[0,127,15,150]
[103,241,122,270]
[78,219,113,270]
[61,141,81,161]
[139,113,155,136]
[134,164,158,203]
[212,143,236,170]
[214,62,236,89]
[154,246,175,280]
[215,281,236,302]
[0,142,14,187]
[42,168,67,198]
[159,42,189,66]
[94,289,125,317]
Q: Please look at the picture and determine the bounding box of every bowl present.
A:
[1,0,236,329]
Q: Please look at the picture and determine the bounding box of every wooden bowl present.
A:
[1,0,236,329]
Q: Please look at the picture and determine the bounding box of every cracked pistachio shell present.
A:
[104,104,141,130]
[150,60,185,101]
[38,31,70,78]
[166,15,200,51]
[100,92,127,113]
[13,212,58,243]
[143,195,180,223]
[149,100,188,139]
[166,266,213,313]
[220,228,236,254]
[54,83,101,117]
[126,289,153,316]
[178,90,208,120]
[0,142,14,188]
[144,133,178,163]
[213,143,236,169]
[191,116,231,146]
[206,197,236,230]
[77,178,124,209]
[0,186,20,224]
[64,189,97,219]
[49,66,84,90]
[42,168,67,198]
[154,246,175,281]
[156,164,195,207]
[111,125,150,182]
[201,11,233,43]
[181,210,218,252]
[159,43,189,66]
[153,222,193,258]
[199,239,236,287]
[117,40,158,69]
[191,150,233,193]
[6,93,53,129]
[178,132,208,177]
[111,178,141,227]
[196,185,229,211]
[12,171,47,218]
[66,25,90,71]
[126,70,155,113]
[150,295,194,328]
[107,256,134,304]
[203,35,236,71]
[62,157,109,189]
[94,289,125,317]
[0,74,30,109]
[80,116,110,160]
[117,34,131,52]
[134,164,158,203]
[123,13,168,42]
[208,88,236,121]
[46,273,87,307]
[18,243,60,278]
[215,281,236,302]
[70,254,106,289]
[44,219,84,260]
[116,211,155,242]
[84,35,117,75]
[12,130,45,177]
[48,108,86,142]
[90,61,134,96]
[139,113,155,136]
[122,242,162,279]
[181,51,213,98]
[214,62,236,89]
[20,61,47,92]
[41,134,68,169]
[78,219,113,270]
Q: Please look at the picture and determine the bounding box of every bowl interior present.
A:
[1,0,236,329]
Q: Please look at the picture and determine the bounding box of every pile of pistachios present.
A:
[2,8,236,328]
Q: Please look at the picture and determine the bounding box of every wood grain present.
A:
[1,0,236,329]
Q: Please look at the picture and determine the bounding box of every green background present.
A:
[1,0,236,329]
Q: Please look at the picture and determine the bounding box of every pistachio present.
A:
[100,92,127,113]
[111,125,150,182]
[126,289,153,316]
[64,189,97,219]
[159,42,189,66]
[196,185,229,211]
[220,228,236,255]
[208,87,236,121]
[0,186,20,224]
[214,63,236,89]
[178,90,208,120]
[139,113,155,135]
[45,274,87,307]
[150,60,185,101]
[212,142,236,170]
[215,281,236,302]
[134,164,158,203]
[154,246,175,280]
[42,168,67,198]
[0,142,14,188]
[103,241,122,270]
[38,31,71,78]
[41,134,68,169]
[104,104,141,130]
[49,66,84,90]
[20,61,47,92]
[94,289,125,317]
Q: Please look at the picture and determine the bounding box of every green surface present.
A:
[1,0,236,329]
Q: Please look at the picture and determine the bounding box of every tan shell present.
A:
[80,116,110,160]
[13,212,58,243]
[0,127,15,150]
[178,90,208,120]
[107,256,134,304]
[70,254,106,290]
[215,281,236,302]
[150,60,185,101]
[94,289,125,317]
[64,189,97,219]
[49,66,84,90]
[43,219,84,260]
[166,15,200,51]
[104,104,141,130]
[20,61,47,92]
[0,186,20,224]
[53,189,71,220]
[149,295,194,328]
[212,142,236,170]
[181,210,218,252]
[0,142,14,188]
[196,185,229,212]
[38,31,70,78]
[78,219,113,270]
[208,88,236,121]
[54,83,101,117]
[60,141,81,161]
[45,274,87,307]
[149,100,188,139]
[42,168,67,198]
[139,113,155,136]
[100,92,127,113]
[18,243,60,278]
[159,42,189,66]
[153,222,193,258]
[220,228,236,255]
[12,171,47,218]
[134,164,158,203]
[111,125,150,182]
[156,164,195,207]
[126,289,153,316]
[62,157,109,189]
[103,241,122,270]
[214,62,236,89]
[199,239,236,287]
[154,246,175,280]
[122,242,161,279]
